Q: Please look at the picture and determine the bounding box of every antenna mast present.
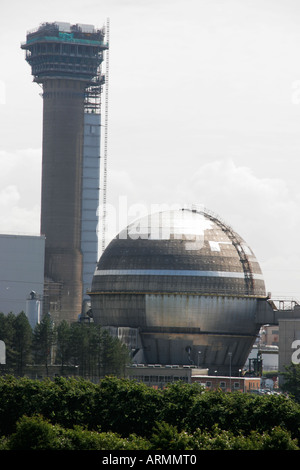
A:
[101,18,110,254]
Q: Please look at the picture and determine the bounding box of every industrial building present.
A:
[90,207,300,378]
[21,21,108,323]
[14,20,300,383]
[0,234,45,319]
[126,364,261,392]
[90,207,275,376]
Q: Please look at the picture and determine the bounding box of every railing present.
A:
[269,297,300,310]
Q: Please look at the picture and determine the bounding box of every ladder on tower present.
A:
[200,207,255,295]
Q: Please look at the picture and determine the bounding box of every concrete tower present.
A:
[22,22,108,323]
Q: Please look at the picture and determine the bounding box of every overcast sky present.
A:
[1,0,300,299]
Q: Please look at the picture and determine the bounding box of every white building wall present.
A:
[0,234,45,316]
[82,112,101,300]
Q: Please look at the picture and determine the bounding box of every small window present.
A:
[234,382,240,389]
[220,381,226,389]
[206,381,212,388]
[150,376,158,383]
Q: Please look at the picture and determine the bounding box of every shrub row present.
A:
[0,415,298,451]
[1,375,300,446]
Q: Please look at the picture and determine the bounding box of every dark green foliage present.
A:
[6,414,63,450]
[281,363,300,403]
[158,381,204,430]
[187,424,298,450]
[0,312,131,378]
[64,323,131,378]
[149,421,192,450]
[0,313,16,369]
[0,376,98,435]
[92,376,163,437]
[3,415,149,450]
[32,314,56,376]
[99,329,131,377]
[1,414,298,451]
[183,386,300,441]
[56,320,71,374]
[13,312,32,376]
[0,312,32,374]
[0,376,300,450]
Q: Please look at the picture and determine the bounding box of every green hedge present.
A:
[1,375,300,450]
[1,415,298,450]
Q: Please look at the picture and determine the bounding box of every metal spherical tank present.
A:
[90,208,267,375]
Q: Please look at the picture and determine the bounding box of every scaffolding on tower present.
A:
[101,18,110,254]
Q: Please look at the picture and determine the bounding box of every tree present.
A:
[68,323,93,377]
[99,328,131,377]
[13,312,32,376]
[0,312,17,372]
[56,320,71,375]
[281,363,300,402]
[94,376,163,437]
[67,323,130,379]
[0,313,130,379]
[33,314,56,376]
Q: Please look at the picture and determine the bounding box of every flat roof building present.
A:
[0,234,45,317]
[126,364,261,392]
